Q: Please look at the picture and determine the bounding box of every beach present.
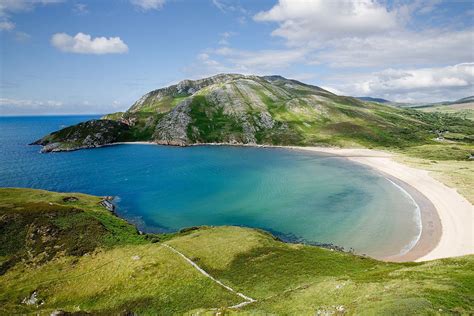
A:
[294,147,474,262]
[105,141,473,262]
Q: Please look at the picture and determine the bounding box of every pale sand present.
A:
[291,146,474,262]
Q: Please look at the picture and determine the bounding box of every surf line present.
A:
[385,177,423,256]
[161,243,256,308]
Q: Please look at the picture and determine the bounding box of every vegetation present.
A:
[1,188,473,315]
[32,74,473,160]
[186,95,244,143]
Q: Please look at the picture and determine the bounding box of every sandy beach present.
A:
[111,141,473,262]
[293,146,474,262]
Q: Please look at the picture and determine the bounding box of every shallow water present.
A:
[0,116,420,258]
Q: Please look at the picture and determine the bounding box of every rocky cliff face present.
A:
[34,73,463,152]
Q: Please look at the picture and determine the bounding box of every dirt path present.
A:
[161,243,256,309]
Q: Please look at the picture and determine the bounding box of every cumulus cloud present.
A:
[312,29,474,68]
[130,0,166,11]
[357,63,473,92]
[0,20,14,31]
[329,63,474,102]
[51,32,129,55]
[253,0,472,68]
[254,0,399,45]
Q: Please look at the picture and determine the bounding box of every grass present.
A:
[395,154,474,204]
[0,244,239,314]
[1,188,473,314]
[400,144,473,161]
[166,226,474,315]
[186,95,244,143]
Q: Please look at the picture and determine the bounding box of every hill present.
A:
[355,96,391,103]
[1,188,473,314]
[32,74,474,156]
[410,97,474,121]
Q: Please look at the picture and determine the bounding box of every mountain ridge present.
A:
[32,73,474,153]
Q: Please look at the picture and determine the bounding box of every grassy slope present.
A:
[1,189,473,315]
[419,102,474,121]
[167,226,474,315]
[0,188,240,314]
[395,154,474,204]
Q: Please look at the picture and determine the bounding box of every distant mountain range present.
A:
[355,97,391,104]
[32,74,473,152]
[357,96,474,109]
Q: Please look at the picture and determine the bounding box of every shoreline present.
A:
[88,141,474,262]
[290,146,473,262]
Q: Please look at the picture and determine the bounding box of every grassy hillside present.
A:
[33,74,473,160]
[419,102,474,121]
[1,188,473,315]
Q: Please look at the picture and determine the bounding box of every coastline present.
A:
[291,146,473,262]
[90,141,473,262]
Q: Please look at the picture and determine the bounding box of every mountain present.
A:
[355,96,391,103]
[453,96,474,104]
[411,96,474,121]
[392,96,474,109]
[33,74,474,152]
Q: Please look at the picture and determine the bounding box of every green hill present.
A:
[1,188,473,315]
[32,74,474,157]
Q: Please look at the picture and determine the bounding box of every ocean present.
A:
[0,115,420,258]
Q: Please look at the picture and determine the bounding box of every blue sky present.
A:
[0,0,473,115]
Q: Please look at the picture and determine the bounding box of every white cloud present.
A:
[218,31,235,46]
[0,0,63,15]
[253,0,472,69]
[130,0,166,11]
[0,0,62,35]
[0,98,63,108]
[0,97,128,115]
[212,0,247,14]
[73,3,88,14]
[312,29,474,68]
[51,32,129,55]
[0,20,14,31]
[328,63,474,102]
[360,63,473,92]
[254,0,399,45]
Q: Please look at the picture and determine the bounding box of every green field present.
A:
[1,188,473,315]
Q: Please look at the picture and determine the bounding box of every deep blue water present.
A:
[0,116,420,258]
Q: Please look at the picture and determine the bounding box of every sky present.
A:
[0,0,473,115]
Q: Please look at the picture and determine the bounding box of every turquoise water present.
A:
[0,116,420,258]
